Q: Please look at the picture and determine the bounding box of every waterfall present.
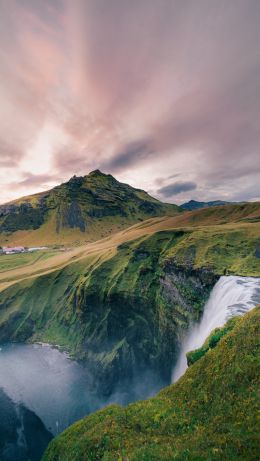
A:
[172,276,260,382]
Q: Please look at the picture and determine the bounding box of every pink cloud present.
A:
[0,0,259,204]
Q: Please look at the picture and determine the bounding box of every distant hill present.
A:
[181,199,231,210]
[0,170,180,246]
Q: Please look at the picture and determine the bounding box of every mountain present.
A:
[42,306,259,461]
[181,199,231,210]
[0,170,180,246]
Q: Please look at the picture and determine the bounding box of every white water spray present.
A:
[172,276,260,382]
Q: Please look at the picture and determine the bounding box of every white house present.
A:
[3,246,25,254]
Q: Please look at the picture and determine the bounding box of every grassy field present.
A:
[0,250,58,272]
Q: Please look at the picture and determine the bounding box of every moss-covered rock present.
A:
[0,202,46,232]
[186,316,240,365]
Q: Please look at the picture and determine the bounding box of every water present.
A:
[0,344,112,460]
[0,344,99,436]
[0,343,162,460]
[172,276,260,382]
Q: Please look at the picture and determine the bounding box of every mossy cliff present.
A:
[42,306,260,461]
[0,230,217,396]
[66,231,217,395]
[1,218,259,396]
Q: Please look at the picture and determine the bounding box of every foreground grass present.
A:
[42,306,260,461]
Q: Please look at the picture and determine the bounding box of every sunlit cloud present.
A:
[0,0,260,204]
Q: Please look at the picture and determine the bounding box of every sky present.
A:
[0,0,260,205]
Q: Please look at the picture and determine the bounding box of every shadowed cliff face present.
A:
[74,255,216,396]
[56,201,86,233]
[0,202,47,232]
[0,389,52,461]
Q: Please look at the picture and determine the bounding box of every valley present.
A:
[1,0,260,458]
[0,173,259,461]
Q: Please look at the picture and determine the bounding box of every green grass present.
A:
[42,306,260,461]
[164,225,260,276]
[0,254,99,350]
[186,316,240,365]
[0,251,57,272]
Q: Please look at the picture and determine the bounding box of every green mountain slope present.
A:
[0,209,259,396]
[42,306,260,461]
[0,170,180,246]
[0,230,216,395]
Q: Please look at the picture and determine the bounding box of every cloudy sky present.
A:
[0,0,260,204]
